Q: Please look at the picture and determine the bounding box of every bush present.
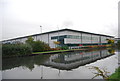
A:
[2,44,32,57]
[25,37,51,52]
[32,41,51,52]
[109,67,120,79]
[117,40,120,47]
[59,46,69,50]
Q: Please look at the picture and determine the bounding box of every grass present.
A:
[32,50,70,54]
[109,67,120,79]
[32,46,107,55]
[32,48,97,54]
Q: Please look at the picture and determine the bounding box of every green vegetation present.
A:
[2,44,32,57]
[25,36,51,52]
[25,36,34,45]
[2,54,51,71]
[32,50,69,54]
[2,36,51,57]
[59,46,69,50]
[88,66,110,79]
[109,67,120,79]
[117,40,120,47]
[31,41,51,52]
[3,36,116,57]
[88,66,120,80]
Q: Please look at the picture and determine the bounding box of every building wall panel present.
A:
[82,33,91,44]
[91,35,100,44]
[21,38,28,43]
[49,31,67,48]
[101,36,107,43]
[64,38,81,44]
[66,31,81,36]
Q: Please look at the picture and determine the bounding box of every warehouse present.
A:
[2,29,114,48]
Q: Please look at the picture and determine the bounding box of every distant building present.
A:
[2,29,114,48]
[115,38,120,44]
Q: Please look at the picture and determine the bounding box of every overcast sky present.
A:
[1,0,119,40]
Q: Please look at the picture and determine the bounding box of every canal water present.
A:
[2,48,118,79]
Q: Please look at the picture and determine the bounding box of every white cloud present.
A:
[2,0,119,40]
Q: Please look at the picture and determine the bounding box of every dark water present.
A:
[2,48,118,79]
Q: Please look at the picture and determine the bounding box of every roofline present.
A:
[115,38,120,39]
[2,28,114,41]
[63,29,114,37]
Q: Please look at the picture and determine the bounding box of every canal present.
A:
[2,48,118,79]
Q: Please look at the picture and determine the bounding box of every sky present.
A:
[1,0,120,40]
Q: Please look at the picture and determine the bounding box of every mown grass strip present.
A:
[32,50,70,54]
[32,48,90,54]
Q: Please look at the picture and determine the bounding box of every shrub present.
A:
[2,44,32,57]
[109,67,120,79]
[25,37,51,52]
[32,41,51,52]
[117,40,120,47]
[25,36,34,45]
[60,46,69,50]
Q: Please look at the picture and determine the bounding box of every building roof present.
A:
[115,38,120,40]
[2,28,114,41]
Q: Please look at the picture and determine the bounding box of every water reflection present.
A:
[3,48,115,71]
[2,54,51,71]
[44,48,115,70]
[2,48,118,79]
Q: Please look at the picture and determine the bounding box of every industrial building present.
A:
[115,38,120,44]
[2,29,114,48]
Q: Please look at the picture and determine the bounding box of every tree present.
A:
[32,41,51,52]
[117,40,120,46]
[25,37,51,52]
[25,36,34,45]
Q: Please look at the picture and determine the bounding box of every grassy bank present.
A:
[32,50,72,54]
[109,67,120,79]
[32,47,105,55]
[2,42,114,57]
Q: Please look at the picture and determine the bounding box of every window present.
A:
[51,35,82,40]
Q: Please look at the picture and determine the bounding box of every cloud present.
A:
[62,21,73,27]
[2,0,119,40]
